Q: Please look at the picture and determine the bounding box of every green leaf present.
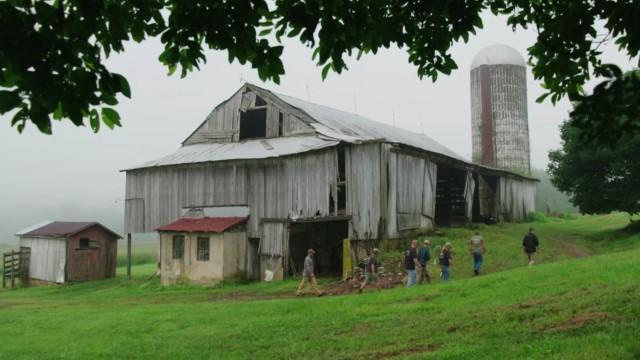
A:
[89,109,100,133]
[321,63,332,80]
[114,74,131,98]
[53,102,64,120]
[101,107,122,129]
[0,91,21,113]
[259,29,272,36]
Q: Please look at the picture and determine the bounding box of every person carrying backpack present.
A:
[359,248,379,293]
[417,240,432,284]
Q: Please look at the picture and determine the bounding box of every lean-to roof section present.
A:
[124,135,338,171]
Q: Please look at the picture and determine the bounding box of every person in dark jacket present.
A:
[417,240,431,284]
[404,240,420,288]
[522,228,539,266]
[439,242,453,282]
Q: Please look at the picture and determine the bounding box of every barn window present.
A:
[172,235,185,259]
[197,237,210,261]
[79,238,90,249]
[255,95,267,107]
[337,147,346,213]
[278,112,284,136]
[239,108,267,140]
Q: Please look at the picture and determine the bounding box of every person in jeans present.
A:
[468,231,486,275]
[417,240,432,284]
[404,240,420,288]
[439,242,453,282]
[359,248,379,293]
[522,228,539,266]
[296,249,323,296]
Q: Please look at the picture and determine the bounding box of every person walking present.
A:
[469,231,486,275]
[404,240,420,288]
[417,240,432,284]
[523,228,539,266]
[439,242,453,282]
[359,248,379,293]
[296,249,323,296]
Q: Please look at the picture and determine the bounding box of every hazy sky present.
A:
[0,11,636,242]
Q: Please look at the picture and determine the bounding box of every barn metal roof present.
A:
[125,135,338,170]
[17,221,122,239]
[156,217,247,233]
[272,91,467,161]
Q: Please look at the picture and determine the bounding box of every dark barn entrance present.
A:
[434,165,468,227]
[287,220,348,277]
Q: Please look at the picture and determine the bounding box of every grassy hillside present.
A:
[0,214,638,359]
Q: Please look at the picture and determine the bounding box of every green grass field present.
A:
[1,214,638,359]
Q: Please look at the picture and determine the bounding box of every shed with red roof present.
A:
[156,216,248,285]
[16,221,121,283]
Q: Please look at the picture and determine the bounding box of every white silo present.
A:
[470,44,531,174]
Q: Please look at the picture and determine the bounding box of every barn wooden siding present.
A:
[346,143,382,240]
[386,150,439,237]
[125,148,338,236]
[498,177,536,222]
[260,222,288,280]
[184,88,314,145]
[18,237,66,283]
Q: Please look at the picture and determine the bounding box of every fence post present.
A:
[10,251,16,289]
[127,233,132,280]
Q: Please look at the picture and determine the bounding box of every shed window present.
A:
[79,238,90,249]
[239,108,267,140]
[173,235,185,259]
[197,237,210,261]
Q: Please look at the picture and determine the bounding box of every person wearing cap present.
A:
[417,239,432,284]
[296,248,323,296]
[468,231,486,275]
[359,248,379,293]
[404,240,421,288]
[439,242,453,282]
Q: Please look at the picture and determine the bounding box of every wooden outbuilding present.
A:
[16,221,121,283]
[123,83,536,282]
[157,215,248,285]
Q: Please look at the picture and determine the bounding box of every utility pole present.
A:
[127,233,131,280]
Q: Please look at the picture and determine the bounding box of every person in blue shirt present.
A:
[417,239,432,284]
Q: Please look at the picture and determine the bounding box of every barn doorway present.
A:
[478,174,499,221]
[434,164,467,226]
[287,220,348,277]
[246,237,261,280]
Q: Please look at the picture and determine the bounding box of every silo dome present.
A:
[471,44,526,69]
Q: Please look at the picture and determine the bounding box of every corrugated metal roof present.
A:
[125,135,338,170]
[272,91,467,161]
[19,221,122,239]
[156,217,247,233]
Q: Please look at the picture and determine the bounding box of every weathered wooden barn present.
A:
[124,83,535,281]
[16,221,120,283]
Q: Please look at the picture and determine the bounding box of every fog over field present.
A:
[0,11,635,246]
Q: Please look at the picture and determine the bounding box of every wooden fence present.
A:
[2,247,30,289]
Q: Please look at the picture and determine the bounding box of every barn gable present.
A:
[183,84,316,145]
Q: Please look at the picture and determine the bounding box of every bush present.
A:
[528,211,548,223]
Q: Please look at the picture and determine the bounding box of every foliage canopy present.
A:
[549,82,640,216]
[0,0,639,138]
